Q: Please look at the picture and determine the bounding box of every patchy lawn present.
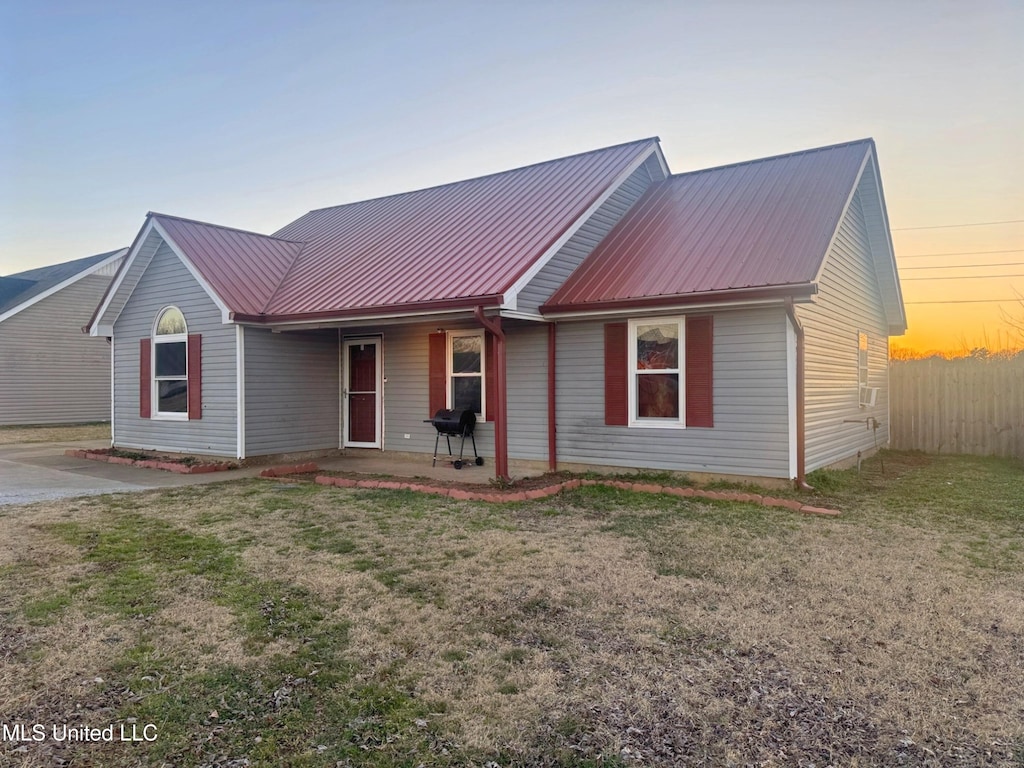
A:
[0,422,109,445]
[1,452,1022,767]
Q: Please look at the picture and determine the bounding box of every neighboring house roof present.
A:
[0,277,37,310]
[0,249,127,322]
[543,139,884,314]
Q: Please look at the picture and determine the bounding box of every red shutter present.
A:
[485,332,495,422]
[428,332,446,417]
[139,339,151,418]
[685,315,714,428]
[604,322,628,426]
[187,333,202,420]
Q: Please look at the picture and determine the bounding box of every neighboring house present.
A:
[1,249,127,425]
[87,137,905,483]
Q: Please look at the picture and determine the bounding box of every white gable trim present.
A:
[859,150,907,334]
[812,150,871,287]
[501,141,666,311]
[91,220,159,336]
[810,147,906,335]
[0,248,128,325]
[91,219,232,336]
[150,219,233,325]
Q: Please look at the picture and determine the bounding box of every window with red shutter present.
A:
[429,330,489,421]
[604,316,714,428]
[150,306,192,420]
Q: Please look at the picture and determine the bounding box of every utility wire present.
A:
[899,249,1024,259]
[902,262,1024,271]
[892,218,1024,231]
[903,274,1024,281]
[904,298,1023,304]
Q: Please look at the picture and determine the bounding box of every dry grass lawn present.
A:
[0,422,109,445]
[0,451,1022,767]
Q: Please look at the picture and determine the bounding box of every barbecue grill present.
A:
[427,409,484,469]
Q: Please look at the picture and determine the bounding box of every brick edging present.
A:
[308,474,841,516]
[259,462,319,478]
[65,449,236,475]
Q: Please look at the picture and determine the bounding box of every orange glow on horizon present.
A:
[890,222,1024,357]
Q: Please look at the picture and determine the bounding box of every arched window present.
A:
[153,306,189,416]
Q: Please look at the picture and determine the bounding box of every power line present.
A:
[892,218,1024,231]
[899,249,1024,259]
[903,273,1024,281]
[902,262,1024,271]
[905,298,1022,305]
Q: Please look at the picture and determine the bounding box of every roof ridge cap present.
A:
[302,137,662,215]
[148,211,306,245]
[669,138,874,179]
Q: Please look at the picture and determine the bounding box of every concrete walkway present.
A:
[0,441,542,507]
[0,440,261,506]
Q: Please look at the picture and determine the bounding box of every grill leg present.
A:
[432,431,441,467]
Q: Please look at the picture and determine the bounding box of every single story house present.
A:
[1,248,127,425]
[87,137,905,483]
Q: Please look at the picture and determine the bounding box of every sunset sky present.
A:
[2,1,1021,354]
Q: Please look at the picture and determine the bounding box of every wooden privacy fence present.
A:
[890,357,1024,458]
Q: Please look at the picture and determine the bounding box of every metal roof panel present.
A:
[265,139,659,316]
[150,214,306,317]
[543,139,872,311]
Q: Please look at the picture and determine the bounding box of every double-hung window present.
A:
[857,330,872,407]
[448,330,485,417]
[629,318,685,427]
[154,306,188,418]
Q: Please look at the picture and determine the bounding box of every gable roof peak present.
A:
[304,136,662,216]
[147,211,306,245]
[672,137,874,179]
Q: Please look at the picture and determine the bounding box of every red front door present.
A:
[345,339,380,447]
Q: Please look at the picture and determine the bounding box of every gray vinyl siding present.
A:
[0,274,114,425]
[517,160,656,314]
[243,328,340,456]
[95,228,163,331]
[376,321,548,461]
[112,241,237,456]
[555,308,791,478]
[505,323,549,460]
[797,176,890,471]
[377,323,495,459]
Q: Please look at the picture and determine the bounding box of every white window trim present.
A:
[628,317,686,429]
[153,306,189,421]
[446,329,486,421]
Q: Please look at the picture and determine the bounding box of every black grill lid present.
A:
[430,408,476,435]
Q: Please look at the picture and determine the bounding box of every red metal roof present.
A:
[542,139,873,313]
[260,138,659,319]
[151,214,305,317]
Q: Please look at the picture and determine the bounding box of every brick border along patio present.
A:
[66,449,236,475]
[300,469,840,517]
